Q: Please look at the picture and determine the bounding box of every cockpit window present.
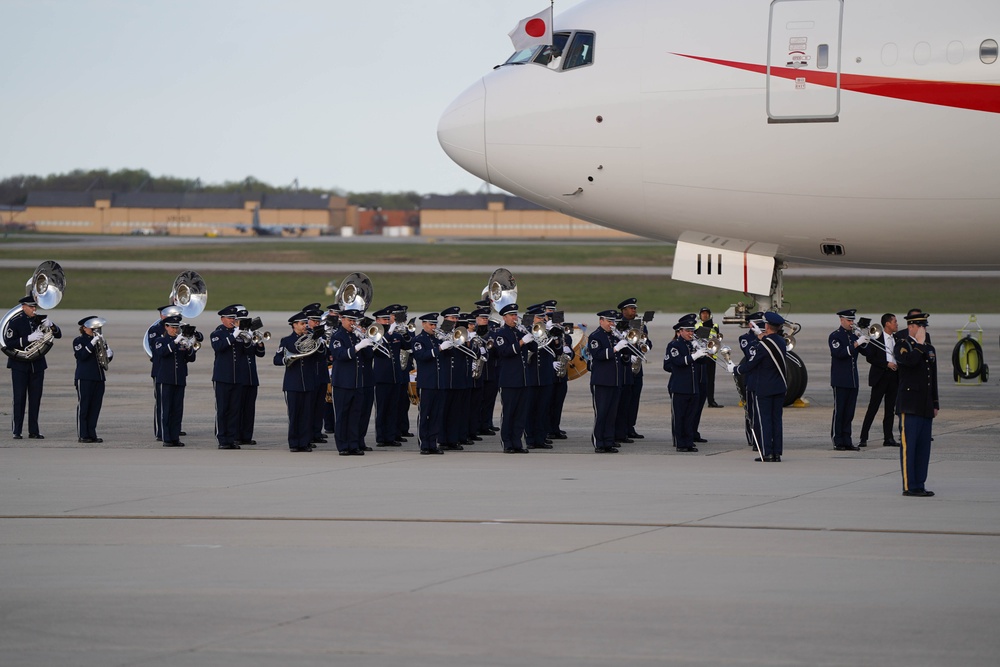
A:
[563,32,595,69]
[502,31,594,71]
[533,32,571,68]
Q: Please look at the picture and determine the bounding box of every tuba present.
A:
[484,268,517,322]
[143,271,208,359]
[0,261,66,362]
[335,272,374,313]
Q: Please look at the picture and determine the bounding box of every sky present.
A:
[1,0,584,195]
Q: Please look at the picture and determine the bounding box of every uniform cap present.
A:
[763,311,786,327]
[418,312,439,323]
[837,308,857,320]
[217,304,241,317]
[373,306,393,318]
[499,303,519,316]
[542,299,558,310]
[340,309,362,320]
[163,315,182,326]
[617,297,637,310]
[676,314,698,329]
[78,315,99,327]
[18,295,38,306]
[905,311,930,326]
[287,312,309,324]
[598,309,619,321]
[526,304,545,316]
[440,306,461,317]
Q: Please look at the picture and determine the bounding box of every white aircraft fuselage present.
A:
[439,0,1000,291]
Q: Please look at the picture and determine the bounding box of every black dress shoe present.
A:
[628,431,645,439]
[903,489,935,497]
[544,438,553,444]
[396,436,408,442]
[503,448,529,453]
[477,429,494,436]
[548,432,567,440]
[388,441,403,447]
[754,455,778,462]
[489,427,499,433]
[163,441,185,447]
[677,446,699,452]
[708,402,724,408]
[773,455,781,462]
[339,450,352,456]
[883,440,900,447]
[240,440,257,446]
[290,447,311,452]
[402,431,415,437]
[218,444,241,450]
[12,434,22,440]
[858,441,868,447]
[618,438,634,444]
[693,437,707,443]
[469,435,482,441]
[94,438,103,443]
[595,446,619,453]
[28,433,44,439]
[179,431,186,436]
[420,448,444,455]
[835,444,860,451]
[350,449,365,455]
[376,441,391,447]
[528,443,553,449]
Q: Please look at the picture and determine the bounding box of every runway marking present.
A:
[3,514,998,537]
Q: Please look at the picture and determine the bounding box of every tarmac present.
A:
[2,309,999,666]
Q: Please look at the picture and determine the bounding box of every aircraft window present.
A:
[504,48,539,65]
[533,32,571,68]
[817,44,829,69]
[982,39,998,64]
[563,32,596,70]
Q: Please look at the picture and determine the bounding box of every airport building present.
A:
[18,191,349,237]
[9,191,639,240]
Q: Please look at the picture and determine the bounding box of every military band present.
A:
[154,315,197,447]
[829,308,869,451]
[5,295,62,439]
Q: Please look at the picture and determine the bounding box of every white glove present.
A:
[479,346,488,355]
[232,327,241,338]
[468,330,478,339]
[388,322,397,334]
[92,331,104,342]
[521,334,534,345]
[107,348,114,360]
[355,338,373,351]
[613,339,629,352]
[553,361,561,371]
[726,361,737,374]
[563,346,572,355]
[545,320,554,330]
[691,349,708,360]
[440,339,454,350]
[174,335,184,344]
[43,316,53,328]
[857,335,870,345]
[27,330,44,342]
[750,323,762,335]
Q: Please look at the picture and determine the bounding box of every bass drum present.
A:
[566,328,589,381]
[783,350,808,407]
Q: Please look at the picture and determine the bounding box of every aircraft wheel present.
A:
[783,350,808,406]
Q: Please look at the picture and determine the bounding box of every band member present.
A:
[372,306,404,447]
[474,299,501,436]
[829,308,869,451]
[618,297,651,438]
[437,306,464,450]
[590,310,626,453]
[466,307,492,444]
[526,304,555,449]
[737,312,765,448]
[730,312,787,462]
[663,314,708,452]
[304,304,330,447]
[860,313,901,447]
[148,304,182,442]
[412,312,446,454]
[495,303,535,453]
[153,315,197,447]
[74,316,112,443]
[5,295,62,439]
[392,305,414,441]
[453,312,478,447]
[895,311,939,497]
[322,303,340,435]
[273,312,316,452]
[696,307,723,408]
[211,304,246,450]
[236,306,266,446]
[329,308,374,455]
[546,302,574,441]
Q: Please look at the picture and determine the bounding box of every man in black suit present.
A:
[860,313,900,447]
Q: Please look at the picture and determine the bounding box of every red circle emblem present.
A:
[525,18,547,38]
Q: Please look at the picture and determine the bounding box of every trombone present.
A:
[356,321,392,357]
[435,324,478,358]
[853,322,889,352]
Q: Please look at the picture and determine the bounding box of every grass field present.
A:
[0,239,996,314]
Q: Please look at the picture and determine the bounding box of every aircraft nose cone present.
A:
[437,79,488,181]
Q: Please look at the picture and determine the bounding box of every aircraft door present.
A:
[767,0,843,122]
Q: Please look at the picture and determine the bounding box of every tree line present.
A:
[0,168,452,210]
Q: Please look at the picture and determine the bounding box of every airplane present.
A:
[438,0,1000,401]
[235,204,297,237]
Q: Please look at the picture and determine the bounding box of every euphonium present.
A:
[85,317,111,371]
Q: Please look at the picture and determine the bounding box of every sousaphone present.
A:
[142,271,208,358]
[483,268,517,321]
[0,261,66,361]
[335,272,374,313]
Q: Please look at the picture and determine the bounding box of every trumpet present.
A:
[178,324,201,351]
[237,317,271,346]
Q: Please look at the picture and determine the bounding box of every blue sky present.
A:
[1,0,583,194]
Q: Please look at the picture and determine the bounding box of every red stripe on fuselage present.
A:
[673,53,1000,114]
